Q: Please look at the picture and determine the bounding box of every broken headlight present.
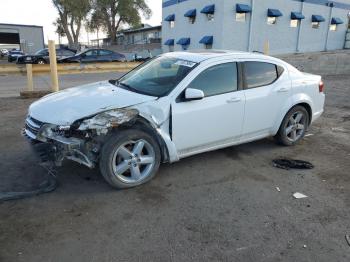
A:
[77,109,138,134]
[37,124,71,141]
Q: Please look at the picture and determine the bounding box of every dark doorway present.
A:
[0,33,20,44]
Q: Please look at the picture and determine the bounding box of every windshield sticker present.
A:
[175,60,196,68]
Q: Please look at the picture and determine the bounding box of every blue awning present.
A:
[312,15,325,22]
[199,36,213,45]
[331,17,344,24]
[164,39,175,46]
[291,12,305,20]
[236,4,252,13]
[177,38,191,45]
[267,9,283,17]
[184,9,196,17]
[201,4,215,14]
[164,14,175,21]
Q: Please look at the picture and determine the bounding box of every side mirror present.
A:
[185,88,204,101]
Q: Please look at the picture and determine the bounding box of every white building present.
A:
[162,0,350,54]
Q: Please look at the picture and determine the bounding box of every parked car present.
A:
[58,48,126,63]
[7,50,25,62]
[23,51,325,189]
[16,48,76,64]
[1,49,9,57]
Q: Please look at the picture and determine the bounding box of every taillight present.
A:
[319,81,324,93]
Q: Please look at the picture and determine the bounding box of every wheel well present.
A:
[123,117,170,163]
[295,103,312,125]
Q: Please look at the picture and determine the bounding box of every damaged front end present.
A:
[23,109,139,168]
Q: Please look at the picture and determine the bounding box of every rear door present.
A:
[241,61,292,139]
[97,49,113,62]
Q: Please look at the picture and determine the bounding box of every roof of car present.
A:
[163,50,272,63]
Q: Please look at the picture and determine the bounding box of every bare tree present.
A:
[92,0,151,44]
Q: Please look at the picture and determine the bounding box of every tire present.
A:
[275,106,309,146]
[37,59,46,64]
[99,129,161,189]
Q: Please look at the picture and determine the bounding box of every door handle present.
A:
[227,97,242,103]
[277,87,289,92]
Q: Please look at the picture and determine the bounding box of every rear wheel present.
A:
[99,129,161,189]
[275,106,309,146]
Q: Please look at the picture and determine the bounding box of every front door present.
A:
[81,50,98,63]
[172,62,245,156]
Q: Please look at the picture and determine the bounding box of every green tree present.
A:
[92,0,152,44]
[52,0,91,48]
[86,10,105,46]
[53,18,66,37]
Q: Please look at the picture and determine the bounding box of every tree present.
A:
[53,18,66,37]
[92,0,152,44]
[52,0,91,48]
[86,10,106,46]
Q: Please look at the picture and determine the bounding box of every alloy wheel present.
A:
[285,111,306,142]
[111,139,155,184]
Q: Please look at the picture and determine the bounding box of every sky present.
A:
[0,0,162,44]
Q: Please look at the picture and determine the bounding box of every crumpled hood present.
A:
[29,81,157,125]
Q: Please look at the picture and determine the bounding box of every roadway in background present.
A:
[0,72,123,98]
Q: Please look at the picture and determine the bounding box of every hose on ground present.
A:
[0,164,58,202]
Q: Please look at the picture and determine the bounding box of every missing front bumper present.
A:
[22,129,95,168]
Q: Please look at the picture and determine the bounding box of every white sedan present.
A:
[23,51,325,188]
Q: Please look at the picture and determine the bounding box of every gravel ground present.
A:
[0,74,349,262]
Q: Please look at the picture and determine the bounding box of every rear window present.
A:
[244,62,279,89]
[99,50,113,56]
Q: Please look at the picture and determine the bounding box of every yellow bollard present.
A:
[264,40,270,55]
[26,64,34,91]
[48,40,59,92]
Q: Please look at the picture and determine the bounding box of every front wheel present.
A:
[99,129,161,189]
[275,106,309,146]
[37,59,46,64]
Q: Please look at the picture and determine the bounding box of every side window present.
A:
[99,50,113,56]
[85,50,98,57]
[244,62,278,89]
[187,63,238,97]
[63,50,74,56]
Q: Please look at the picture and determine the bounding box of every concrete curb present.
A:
[20,90,52,99]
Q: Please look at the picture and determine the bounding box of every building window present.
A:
[267,17,277,25]
[169,46,174,52]
[205,44,213,49]
[170,21,175,28]
[290,19,299,27]
[201,5,215,22]
[236,13,246,22]
[207,14,214,21]
[189,17,196,24]
[330,24,337,31]
[312,22,320,29]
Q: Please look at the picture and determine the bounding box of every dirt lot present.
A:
[0,74,349,262]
